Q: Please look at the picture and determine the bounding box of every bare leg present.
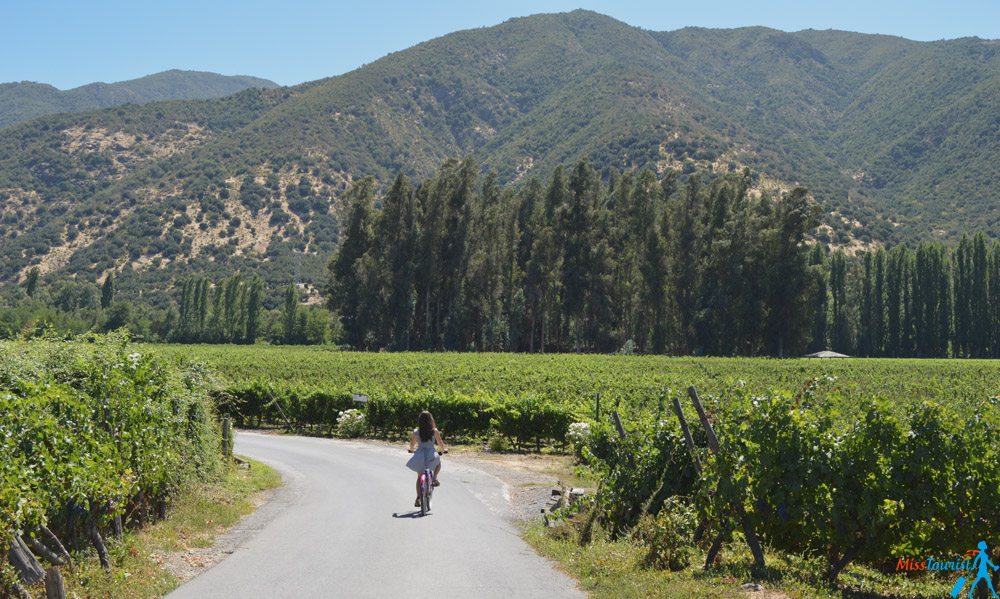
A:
[416,474,422,500]
[434,464,441,479]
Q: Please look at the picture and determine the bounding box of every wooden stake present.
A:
[40,526,72,569]
[611,411,626,439]
[7,534,45,584]
[672,396,700,473]
[44,567,66,599]
[26,538,63,567]
[222,417,233,459]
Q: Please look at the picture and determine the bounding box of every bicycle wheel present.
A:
[420,472,429,516]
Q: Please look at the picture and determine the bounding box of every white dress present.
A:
[406,429,441,473]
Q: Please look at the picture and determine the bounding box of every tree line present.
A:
[815,233,1000,357]
[2,271,334,345]
[327,157,820,355]
[173,274,332,344]
[174,273,265,343]
[9,156,1000,356]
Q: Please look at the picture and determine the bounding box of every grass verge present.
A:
[523,522,957,599]
[33,458,280,598]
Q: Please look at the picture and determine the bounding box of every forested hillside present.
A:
[1,10,998,307]
[0,70,277,128]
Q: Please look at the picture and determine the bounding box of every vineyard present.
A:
[149,344,1000,423]
[1,334,221,595]
[149,344,1000,591]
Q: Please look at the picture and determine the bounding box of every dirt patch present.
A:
[452,451,581,522]
[61,123,207,178]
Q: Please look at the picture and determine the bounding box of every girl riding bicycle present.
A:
[406,411,448,507]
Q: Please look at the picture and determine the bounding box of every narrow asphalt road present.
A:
[169,432,585,599]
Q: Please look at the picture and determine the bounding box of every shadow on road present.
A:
[392,510,432,519]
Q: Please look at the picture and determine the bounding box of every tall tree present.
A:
[766,187,820,356]
[101,272,116,310]
[377,173,420,349]
[829,250,851,353]
[971,233,990,356]
[24,267,39,298]
[871,248,887,356]
[327,178,376,348]
[807,245,828,353]
[283,284,299,344]
[245,276,264,344]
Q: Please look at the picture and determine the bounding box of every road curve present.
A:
[169,432,584,599]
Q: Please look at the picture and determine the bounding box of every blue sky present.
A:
[4,0,999,89]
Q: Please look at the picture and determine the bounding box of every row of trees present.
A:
[328,158,820,354]
[815,233,1000,358]
[173,275,333,344]
[174,274,265,343]
[2,272,335,345]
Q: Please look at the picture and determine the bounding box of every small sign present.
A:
[352,393,369,405]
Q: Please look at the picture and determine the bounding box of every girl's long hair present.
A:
[418,411,435,442]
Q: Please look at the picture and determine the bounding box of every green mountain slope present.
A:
[0,70,278,128]
[0,10,998,303]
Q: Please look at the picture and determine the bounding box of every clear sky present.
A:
[4,0,999,89]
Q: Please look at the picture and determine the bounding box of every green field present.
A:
[149,344,1000,419]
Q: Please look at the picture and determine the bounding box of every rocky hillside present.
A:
[0,11,997,303]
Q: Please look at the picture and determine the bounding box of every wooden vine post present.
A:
[611,410,627,439]
[44,567,66,599]
[674,385,766,572]
[7,534,45,585]
[222,417,233,459]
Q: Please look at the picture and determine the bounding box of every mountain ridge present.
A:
[0,69,279,128]
[0,10,997,303]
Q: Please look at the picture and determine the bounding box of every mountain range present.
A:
[0,10,997,303]
[0,70,278,128]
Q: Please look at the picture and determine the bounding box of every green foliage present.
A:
[819,236,1000,358]
[581,384,1000,581]
[213,377,574,447]
[632,497,698,571]
[588,420,698,536]
[0,332,221,587]
[100,272,115,310]
[329,159,819,354]
[174,273,266,343]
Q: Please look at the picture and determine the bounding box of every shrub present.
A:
[633,497,697,571]
[337,409,367,438]
[488,433,510,452]
[566,422,592,457]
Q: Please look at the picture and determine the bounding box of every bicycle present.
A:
[409,448,447,517]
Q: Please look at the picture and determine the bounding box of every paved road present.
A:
[169,432,584,599]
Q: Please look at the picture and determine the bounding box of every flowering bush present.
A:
[565,422,592,457]
[336,409,367,438]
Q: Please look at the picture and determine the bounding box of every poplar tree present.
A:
[101,272,116,310]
